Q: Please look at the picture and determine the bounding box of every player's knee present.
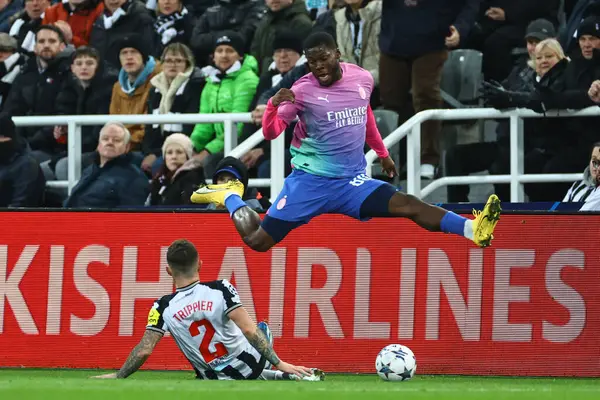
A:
[389,192,419,218]
[243,234,275,253]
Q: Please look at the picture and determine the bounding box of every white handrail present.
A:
[12,113,290,198]
[365,106,600,202]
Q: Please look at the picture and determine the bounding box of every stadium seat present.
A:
[440,49,484,109]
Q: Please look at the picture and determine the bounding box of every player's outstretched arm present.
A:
[91,330,163,379]
[228,307,313,378]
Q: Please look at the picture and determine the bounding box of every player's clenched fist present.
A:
[271,88,295,107]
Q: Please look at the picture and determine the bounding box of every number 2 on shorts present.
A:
[189,319,228,363]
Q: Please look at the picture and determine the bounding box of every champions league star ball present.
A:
[375,344,417,381]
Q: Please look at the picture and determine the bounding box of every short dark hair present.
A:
[303,32,337,53]
[36,24,66,45]
[72,46,100,63]
[166,239,199,275]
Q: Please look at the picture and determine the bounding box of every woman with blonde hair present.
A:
[140,42,205,175]
[527,38,568,80]
[148,133,205,206]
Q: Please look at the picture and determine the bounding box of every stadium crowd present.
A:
[0,0,599,210]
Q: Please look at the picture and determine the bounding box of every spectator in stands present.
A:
[313,0,381,104]
[142,42,204,175]
[64,121,149,208]
[150,0,194,56]
[43,0,104,47]
[469,0,560,82]
[445,19,555,203]
[2,25,71,173]
[379,0,479,180]
[188,32,259,179]
[148,133,204,205]
[563,142,600,206]
[561,0,600,55]
[206,156,271,211]
[9,0,49,55]
[0,0,23,33]
[190,0,265,66]
[0,33,25,110]
[0,114,45,207]
[109,34,161,153]
[53,46,118,180]
[240,29,303,178]
[251,0,312,74]
[89,0,156,69]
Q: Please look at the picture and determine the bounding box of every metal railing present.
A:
[365,107,600,202]
[13,113,285,199]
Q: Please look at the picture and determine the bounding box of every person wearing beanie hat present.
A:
[208,156,271,211]
[149,132,205,206]
[0,115,46,207]
[162,132,194,160]
[109,33,162,152]
[250,0,313,74]
[189,30,259,180]
[577,16,600,60]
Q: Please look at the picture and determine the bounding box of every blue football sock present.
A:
[440,211,468,236]
[224,193,246,217]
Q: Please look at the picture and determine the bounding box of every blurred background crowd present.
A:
[0,0,599,210]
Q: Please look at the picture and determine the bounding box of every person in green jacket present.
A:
[190,31,260,179]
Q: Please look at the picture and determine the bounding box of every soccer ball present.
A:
[375,344,417,381]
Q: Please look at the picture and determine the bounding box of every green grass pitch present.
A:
[0,369,599,400]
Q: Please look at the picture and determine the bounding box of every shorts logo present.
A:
[349,174,372,187]
[358,85,367,100]
[277,195,287,210]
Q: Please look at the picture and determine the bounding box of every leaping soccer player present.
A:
[191,32,501,252]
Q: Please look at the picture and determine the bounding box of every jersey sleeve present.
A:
[146,296,171,334]
[205,279,243,315]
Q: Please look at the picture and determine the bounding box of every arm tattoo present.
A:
[116,330,162,378]
[245,329,281,366]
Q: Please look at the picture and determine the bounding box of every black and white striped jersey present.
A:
[563,180,599,203]
[146,280,265,380]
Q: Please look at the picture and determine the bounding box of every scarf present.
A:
[103,7,127,29]
[201,60,241,83]
[154,8,188,45]
[151,66,193,114]
[118,56,157,95]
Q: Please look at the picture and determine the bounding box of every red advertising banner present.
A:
[0,212,599,377]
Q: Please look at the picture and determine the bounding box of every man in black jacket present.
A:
[379,0,479,179]
[63,121,149,208]
[2,25,71,168]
